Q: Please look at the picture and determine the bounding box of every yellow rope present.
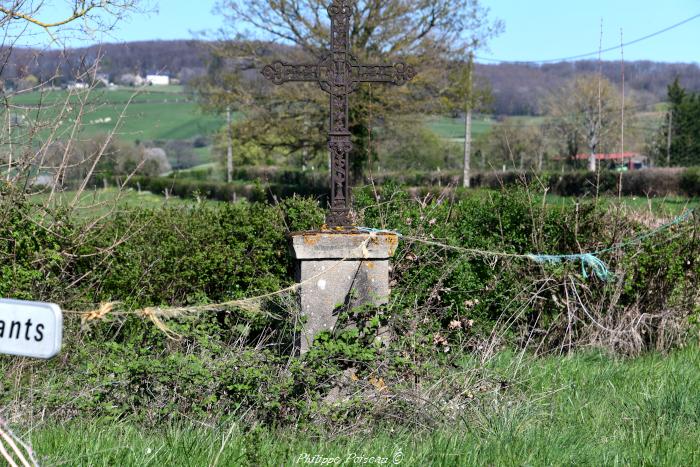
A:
[61,207,697,336]
[68,234,380,337]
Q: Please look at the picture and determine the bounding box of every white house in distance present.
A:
[66,82,89,90]
[146,74,170,86]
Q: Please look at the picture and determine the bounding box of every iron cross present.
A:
[261,0,416,227]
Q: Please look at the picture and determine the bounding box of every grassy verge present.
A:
[29,187,698,220]
[31,188,222,218]
[24,345,700,466]
[541,193,699,217]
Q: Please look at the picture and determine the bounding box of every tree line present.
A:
[3,40,700,116]
[648,79,700,167]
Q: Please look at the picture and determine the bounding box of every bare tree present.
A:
[546,75,635,171]
[0,0,145,186]
[0,0,143,41]
[0,4,146,465]
[486,119,547,171]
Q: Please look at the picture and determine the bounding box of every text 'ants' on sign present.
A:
[0,299,62,359]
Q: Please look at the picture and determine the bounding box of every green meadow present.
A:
[6,86,237,141]
[29,186,699,220]
[424,114,498,139]
[5,86,667,149]
[7,87,507,144]
[26,344,700,466]
[31,187,220,217]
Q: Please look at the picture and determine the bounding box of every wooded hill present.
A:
[3,40,700,115]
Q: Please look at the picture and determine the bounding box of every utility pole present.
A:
[666,110,673,167]
[591,19,603,173]
[226,105,233,183]
[620,29,625,166]
[302,116,309,170]
[6,111,12,182]
[463,51,474,188]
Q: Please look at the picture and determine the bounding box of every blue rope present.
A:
[592,208,695,255]
[527,253,610,281]
[357,208,695,282]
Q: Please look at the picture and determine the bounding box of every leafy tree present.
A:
[208,0,502,178]
[189,45,253,181]
[651,78,700,167]
[376,116,460,171]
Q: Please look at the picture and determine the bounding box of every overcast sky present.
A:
[32,0,700,64]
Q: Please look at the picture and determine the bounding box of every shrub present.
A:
[680,168,700,197]
[0,184,697,428]
[0,185,73,302]
[477,169,694,198]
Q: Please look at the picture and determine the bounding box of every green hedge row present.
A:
[1,182,698,426]
[150,167,700,203]
[122,176,328,203]
[476,168,700,197]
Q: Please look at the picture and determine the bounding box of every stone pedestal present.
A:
[290,231,399,354]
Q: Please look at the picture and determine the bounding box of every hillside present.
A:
[9,85,230,141]
[3,40,700,116]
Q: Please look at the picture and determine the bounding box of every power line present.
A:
[476,12,700,64]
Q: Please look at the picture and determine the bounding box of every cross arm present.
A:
[261,61,319,85]
[354,62,417,86]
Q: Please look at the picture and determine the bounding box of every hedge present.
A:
[124,167,699,205]
[121,176,328,203]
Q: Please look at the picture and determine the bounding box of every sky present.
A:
[481,0,700,64]
[33,0,700,64]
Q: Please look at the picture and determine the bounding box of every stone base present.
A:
[290,231,399,354]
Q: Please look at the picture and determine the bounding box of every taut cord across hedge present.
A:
[358,208,696,281]
[67,233,381,336]
[68,209,696,335]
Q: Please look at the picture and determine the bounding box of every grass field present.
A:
[23,344,700,466]
[7,87,503,145]
[542,193,699,217]
[428,112,666,142]
[6,86,240,141]
[31,187,220,217]
[425,114,497,139]
[29,188,698,220]
[6,86,669,146]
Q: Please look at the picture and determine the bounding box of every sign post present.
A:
[0,299,62,359]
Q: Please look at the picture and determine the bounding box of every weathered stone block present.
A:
[290,231,398,354]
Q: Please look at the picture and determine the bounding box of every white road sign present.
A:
[0,299,62,359]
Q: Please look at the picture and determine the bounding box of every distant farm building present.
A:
[577,152,648,170]
[116,73,146,86]
[557,152,648,170]
[66,82,88,90]
[146,75,170,86]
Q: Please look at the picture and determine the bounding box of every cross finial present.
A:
[261,0,417,227]
[328,0,352,16]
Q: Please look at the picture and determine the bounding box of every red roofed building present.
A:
[557,152,648,170]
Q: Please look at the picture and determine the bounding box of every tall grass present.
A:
[26,344,700,466]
